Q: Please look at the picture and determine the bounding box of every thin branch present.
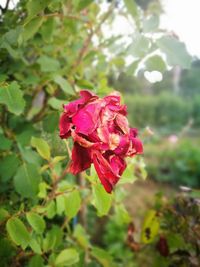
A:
[5,0,10,10]
[43,12,85,22]
[71,2,115,73]
[0,0,10,13]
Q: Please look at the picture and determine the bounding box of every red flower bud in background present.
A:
[59,90,143,193]
[156,236,169,257]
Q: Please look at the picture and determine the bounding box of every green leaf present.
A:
[48,97,67,110]
[124,0,138,20]
[55,248,79,266]
[143,15,159,33]
[29,238,42,254]
[0,154,20,182]
[2,26,22,45]
[38,182,48,199]
[91,247,114,267]
[46,200,56,219]
[128,34,150,58]
[31,136,51,160]
[167,233,186,253]
[6,217,31,249]
[0,208,9,222]
[43,112,59,133]
[92,184,112,216]
[141,209,160,244]
[0,82,25,115]
[43,226,63,251]
[26,0,50,21]
[74,224,90,249]
[64,190,81,220]
[28,255,44,267]
[1,41,19,58]
[52,156,66,164]
[145,55,166,72]
[114,204,132,225]
[19,147,42,166]
[127,59,140,75]
[40,18,55,43]
[119,161,137,184]
[0,134,12,151]
[22,17,44,42]
[14,163,41,198]
[26,212,46,234]
[56,195,66,215]
[75,0,93,11]
[156,36,192,68]
[54,75,75,95]
[37,56,60,72]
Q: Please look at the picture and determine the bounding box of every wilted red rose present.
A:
[59,90,143,193]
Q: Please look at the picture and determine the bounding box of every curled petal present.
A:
[104,94,121,106]
[64,90,97,116]
[132,137,143,154]
[109,155,126,176]
[69,142,91,174]
[109,133,120,150]
[128,137,143,156]
[115,113,130,134]
[71,130,95,148]
[59,113,71,139]
[130,128,138,138]
[97,126,109,144]
[92,150,120,193]
[114,135,130,156]
[104,93,127,115]
[80,90,97,101]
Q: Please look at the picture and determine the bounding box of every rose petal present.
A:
[109,155,126,176]
[114,135,130,156]
[133,137,143,154]
[71,130,95,148]
[115,113,130,134]
[69,142,91,174]
[92,150,120,193]
[59,113,71,139]
[63,90,97,116]
[72,102,101,135]
[130,128,138,138]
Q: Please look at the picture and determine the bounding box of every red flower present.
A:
[59,90,143,193]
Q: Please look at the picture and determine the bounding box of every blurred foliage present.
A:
[146,138,200,187]
[125,93,195,130]
[142,192,200,267]
[102,192,200,267]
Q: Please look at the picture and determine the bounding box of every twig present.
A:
[43,12,85,22]
[77,173,87,227]
[0,0,10,13]
[70,2,115,73]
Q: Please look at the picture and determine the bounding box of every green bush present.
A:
[137,192,200,267]
[192,96,200,127]
[126,93,193,130]
[146,139,200,187]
